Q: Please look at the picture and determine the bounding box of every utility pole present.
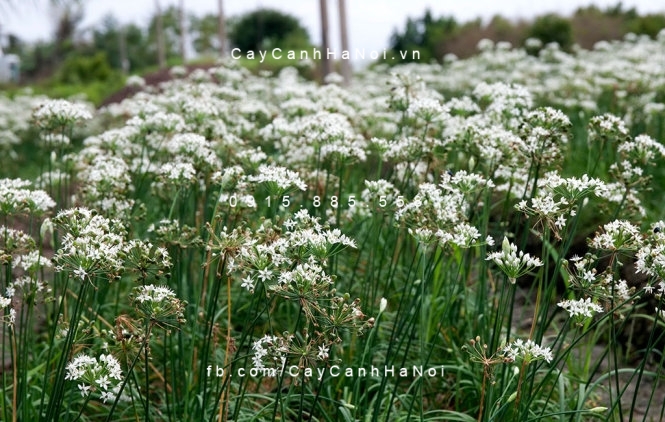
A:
[338,0,351,86]
[179,0,186,63]
[155,0,166,69]
[217,0,226,56]
[319,0,331,80]
[119,26,129,74]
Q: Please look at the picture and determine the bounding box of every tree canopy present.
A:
[228,8,311,52]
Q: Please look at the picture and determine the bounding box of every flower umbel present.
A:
[486,237,543,283]
[130,285,186,329]
[65,353,123,403]
[501,339,553,364]
[557,297,604,319]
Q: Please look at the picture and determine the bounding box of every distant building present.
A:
[0,47,20,83]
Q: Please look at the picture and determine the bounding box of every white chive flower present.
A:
[557,297,604,318]
[501,339,553,364]
[486,237,543,283]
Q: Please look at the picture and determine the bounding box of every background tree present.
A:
[56,51,112,84]
[217,0,226,55]
[178,0,186,62]
[571,5,624,48]
[527,13,573,51]
[228,8,311,52]
[148,4,187,65]
[124,24,154,70]
[190,13,220,56]
[387,9,458,63]
[319,0,330,77]
[50,0,85,62]
[90,14,122,69]
[3,33,24,56]
[91,16,154,72]
[625,13,665,38]
[154,0,166,68]
[338,0,351,85]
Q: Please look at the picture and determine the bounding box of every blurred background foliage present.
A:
[384,3,665,63]
[0,1,664,105]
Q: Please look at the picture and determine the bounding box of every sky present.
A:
[1,0,664,57]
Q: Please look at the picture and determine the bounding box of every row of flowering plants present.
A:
[2,33,665,421]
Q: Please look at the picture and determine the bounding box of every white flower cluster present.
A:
[589,220,642,252]
[33,99,93,127]
[65,353,123,402]
[557,297,604,318]
[502,339,553,364]
[0,296,11,309]
[12,250,52,272]
[78,155,134,218]
[604,181,645,217]
[540,173,608,203]
[232,209,357,294]
[0,226,36,278]
[396,182,462,225]
[236,146,267,165]
[164,133,220,171]
[5,275,51,302]
[127,111,187,134]
[516,172,609,239]
[247,164,307,194]
[347,179,401,219]
[53,208,125,281]
[209,207,369,355]
[564,254,634,307]
[125,75,146,88]
[130,284,186,327]
[1,94,49,147]
[132,284,176,304]
[276,261,332,288]
[0,296,15,326]
[473,81,533,128]
[397,170,495,248]
[160,161,197,183]
[636,221,665,283]
[252,334,288,371]
[147,218,201,247]
[609,160,644,185]
[440,170,495,194]
[518,107,571,164]
[261,111,365,166]
[406,97,449,122]
[0,178,56,215]
[618,134,665,164]
[588,114,630,142]
[486,237,543,283]
[79,126,142,162]
[378,135,443,162]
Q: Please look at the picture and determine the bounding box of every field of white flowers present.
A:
[2,32,665,421]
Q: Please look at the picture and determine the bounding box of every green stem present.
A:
[105,338,149,422]
[44,280,89,422]
[144,321,153,422]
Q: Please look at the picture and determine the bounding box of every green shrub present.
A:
[527,14,574,51]
[57,52,113,85]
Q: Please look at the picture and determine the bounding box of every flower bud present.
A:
[502,236,511,255]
